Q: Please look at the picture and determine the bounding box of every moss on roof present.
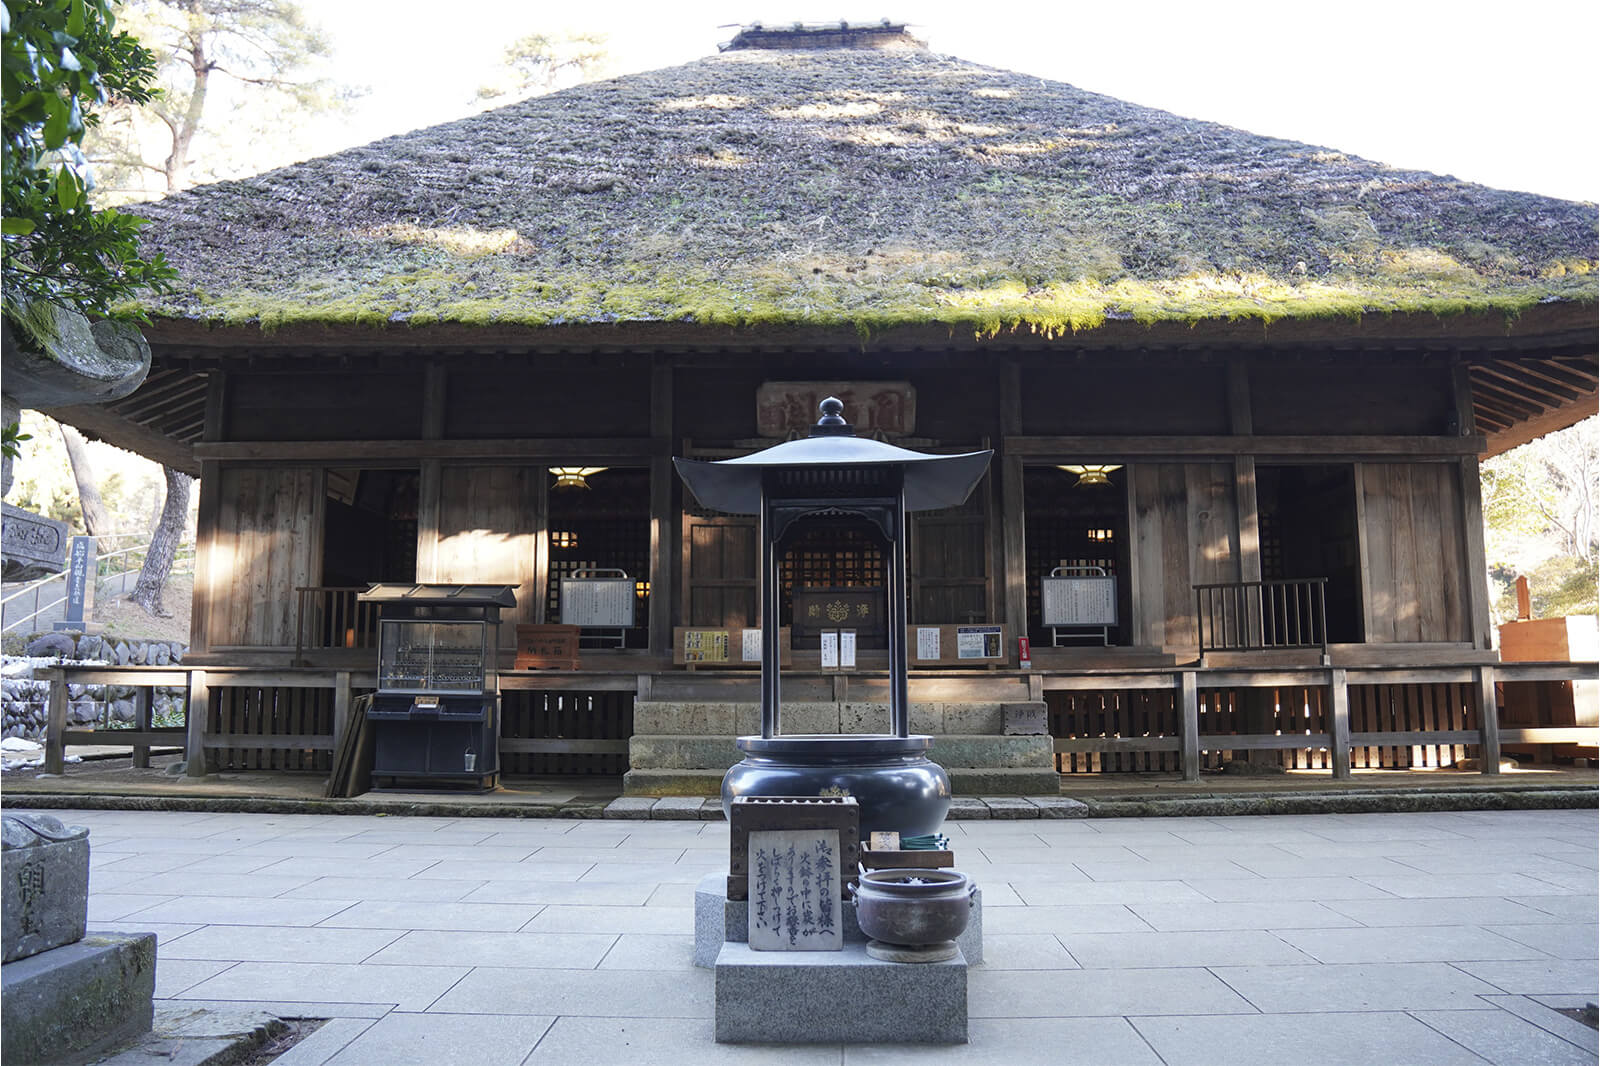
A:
[127,47,1598,334]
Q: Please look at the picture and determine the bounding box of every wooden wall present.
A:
[210,467,321,647]
[1358,462,1471,643]
[1130,463,1241,648]
[423,465,544,645]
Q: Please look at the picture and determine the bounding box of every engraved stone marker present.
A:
[1,813,89,963]
[747,829,843,951]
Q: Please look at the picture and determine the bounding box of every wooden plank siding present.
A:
[1132,463,1240,649]
[427,465,545,647]
[211,467,322,648]
[1358,462,1471,643]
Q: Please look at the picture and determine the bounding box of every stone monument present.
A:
[1,813,156,1065]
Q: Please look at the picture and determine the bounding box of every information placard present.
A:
[1041,575,1118,626]
[560,576,636,627]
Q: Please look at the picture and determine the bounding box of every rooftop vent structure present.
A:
[720,19,926,51]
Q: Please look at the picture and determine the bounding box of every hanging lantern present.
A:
[549,466,607,491]
[1057,463,1122,487]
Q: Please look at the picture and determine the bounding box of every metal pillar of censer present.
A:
[674,397,992,835]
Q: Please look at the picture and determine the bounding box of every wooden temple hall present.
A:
[42,22,1598,790]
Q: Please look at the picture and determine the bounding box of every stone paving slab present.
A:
[7,805,1588,1065]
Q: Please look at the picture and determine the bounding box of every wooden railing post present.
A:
[1476,665,1501,775]
[1179,670,1200,782]
[44,668,66,775]
[1329,668,1351,780]
[133,685,153,768]
[185,669,210,778]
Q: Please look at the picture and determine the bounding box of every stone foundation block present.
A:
[715,941,967,1043]
[1002,701,1050,735]
[1,932,156,1065]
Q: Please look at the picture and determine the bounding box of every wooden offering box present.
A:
[515,624,581,670]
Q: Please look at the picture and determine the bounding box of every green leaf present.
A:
[55,171,81,210]
[2,217,37,235]
[42,97,69,148]
[67,0,86,38]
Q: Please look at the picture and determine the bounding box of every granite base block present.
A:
[714,940,967,1044]
[2,815,89,963]
[1,931,156,1065]
[695,872,983,967]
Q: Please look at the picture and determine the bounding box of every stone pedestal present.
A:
[1,814,157,1064]
[2,932,157,1064]
[715,940,967,1044]
[697,871,980,1044]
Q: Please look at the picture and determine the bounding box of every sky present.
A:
[302,0,1600,204]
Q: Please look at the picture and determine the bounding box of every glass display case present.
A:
[356,583,517,791]
[377,619,492,695]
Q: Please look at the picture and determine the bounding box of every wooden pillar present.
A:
[189,460,223,655]
[185,668,210,778]
[1329,667,1352,780]
[1452,362,1493,650]
[649,361,674,656]
[133,686,153,769]
[422,362,447,439]
[415,459,442,581]
[1477,665,1502,774]
[1179,670,1200,781]
[999,361,1027,636]
[1459,457,1493,649]
[1001,453,1027,639]
[44,668,66,775]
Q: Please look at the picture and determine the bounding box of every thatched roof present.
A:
[127,42,1597,335]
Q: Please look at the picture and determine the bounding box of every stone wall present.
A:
[1,633,188,739]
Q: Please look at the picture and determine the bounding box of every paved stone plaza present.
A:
[62,806,1599,1064]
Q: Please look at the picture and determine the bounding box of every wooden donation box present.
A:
[792,586,887,649]
[1497,614,1598,753]
[515,624,580,670]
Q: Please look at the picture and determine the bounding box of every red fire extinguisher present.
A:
[1018,636,1032,670]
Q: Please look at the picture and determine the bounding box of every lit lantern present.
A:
[1057,463,1122,487]
[549,466,607,491]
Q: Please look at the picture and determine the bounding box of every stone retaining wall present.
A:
[1,633,189,740]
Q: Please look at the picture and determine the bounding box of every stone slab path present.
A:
[63,806,1599,1065]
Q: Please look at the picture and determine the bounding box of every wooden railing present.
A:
[1195,578,1328,657]
[28,661,1596,785]
[294,586,381,664]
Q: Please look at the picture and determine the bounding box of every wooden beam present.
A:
[1003,435,1485,460]
[1055,736,1183,753]
[1498,727,1600,744]
[1484,391,1599,457]
[195,438,671,462]
[43,402,199,474]
[332,670,352,749]
[415,459,441,581]
[1475,364,1585,407]
[499,738,630,755]
[190,459,221,654]
[1350,730,1480,746]
[1198,734,1332,751]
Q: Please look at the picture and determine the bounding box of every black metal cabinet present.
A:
[357,584,516,791]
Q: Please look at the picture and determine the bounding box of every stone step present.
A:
[632,700,1042,737]
[622,764,1061,798]
[628,733,1053,771]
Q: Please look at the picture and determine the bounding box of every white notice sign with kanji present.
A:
[747,829,843,951]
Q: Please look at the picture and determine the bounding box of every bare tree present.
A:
[59,424,111,535]
[128,466,192,617]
